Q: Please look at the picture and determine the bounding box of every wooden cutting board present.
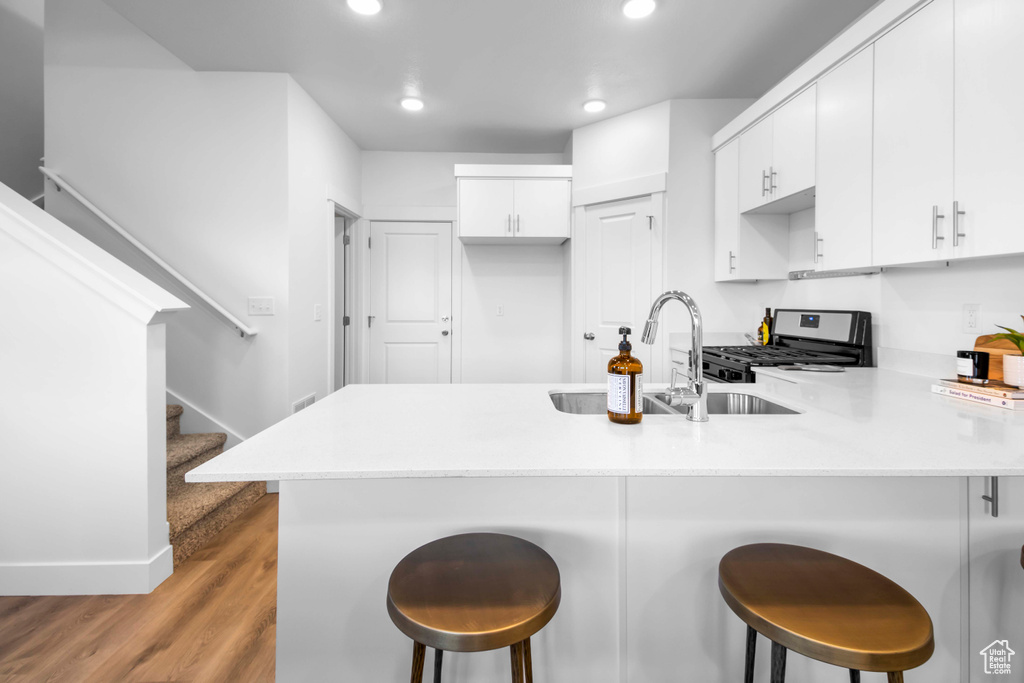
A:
[974,335,1021,382]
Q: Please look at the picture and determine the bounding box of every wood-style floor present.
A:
[0,493,278,682]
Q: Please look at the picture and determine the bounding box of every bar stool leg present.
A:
[411,642,426,683]
[887,673,904,683]
[523,637,533,683]
[744,625,757,683]
[433,649,443,683]
[510,641,525,683]
[850,670,860,683]
[770,641,787,683]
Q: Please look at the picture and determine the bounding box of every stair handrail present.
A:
[39,167,257,338]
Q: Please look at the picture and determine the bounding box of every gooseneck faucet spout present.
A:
[641,291,708,422]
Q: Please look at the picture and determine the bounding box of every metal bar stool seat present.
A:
[719,543,934,683]
[387,532,561,683]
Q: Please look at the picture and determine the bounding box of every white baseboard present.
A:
[166,387,246,451]
[0,544,173,596]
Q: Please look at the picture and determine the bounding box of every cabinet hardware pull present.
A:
[813,232,824,264]
[507,214,512,234]
[516,214,520,234]
[931,205,945,249]
[728,250,736,273]
[953,201,966,247]
[769,166,777,194]
[761,170,769,197]
[982,476,999,518]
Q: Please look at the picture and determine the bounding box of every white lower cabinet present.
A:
[967,476,1024,681]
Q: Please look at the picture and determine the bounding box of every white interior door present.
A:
[583,196,653,383]
[369,222,452,384]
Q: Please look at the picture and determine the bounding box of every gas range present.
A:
[701,309,873,383]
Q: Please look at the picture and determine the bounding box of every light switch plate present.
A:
[248,297,275,316]
[313,304,323,322]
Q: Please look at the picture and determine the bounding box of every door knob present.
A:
[441,330,449,336]
[584,332,595,340]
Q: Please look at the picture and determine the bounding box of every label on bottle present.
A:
[608,374,631,414]
[635,373,643,413]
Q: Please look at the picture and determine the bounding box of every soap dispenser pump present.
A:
[607,326,643,424]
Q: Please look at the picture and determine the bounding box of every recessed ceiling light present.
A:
[622,0,656,19]
[347,0,382,16]
[401,97,424,112]
[583,100,607,113]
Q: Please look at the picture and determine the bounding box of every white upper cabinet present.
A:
[771,86,817,202]
[715,141,742,280]
[456,167,571,245]
[815,46,874,272]
[954,0,1024,258]
[738,117,774,213]
[872,0,955,266]
[738,87,816,214]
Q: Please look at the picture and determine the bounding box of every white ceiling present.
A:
[102,0,878,153]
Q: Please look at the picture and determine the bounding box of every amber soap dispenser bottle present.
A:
[607,326,643,424]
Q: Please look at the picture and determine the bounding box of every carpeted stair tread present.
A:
[166,404,184,439]
[167,478,251,539]
[171,481,266,567]
[167,432,227,471]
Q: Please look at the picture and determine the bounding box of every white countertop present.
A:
[186,368,1024,482]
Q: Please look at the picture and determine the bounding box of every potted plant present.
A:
[992,315,1024,388]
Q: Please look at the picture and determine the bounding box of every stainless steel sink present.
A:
[549,392,681,415]
[549,391,797,415]
[706,393,798,415]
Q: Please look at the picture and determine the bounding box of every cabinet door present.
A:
[968,476,1024,681]
[513,179,570,239]
[714,141,741,281]
[458,178,514,238]
[738,117,773,213]
[955,0,1024,258]
[772,85,817,201]
[872,0,954,266]
[816,47,873,271]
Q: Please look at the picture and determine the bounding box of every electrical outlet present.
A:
[962,303,980,334]
[248,297,275,316]
[496,304,504,317]
[313,304,323,322]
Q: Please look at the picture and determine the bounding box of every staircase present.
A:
[166,404,265,566]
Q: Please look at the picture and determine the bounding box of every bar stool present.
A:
[387,532,561,683]
[718,543,934,683]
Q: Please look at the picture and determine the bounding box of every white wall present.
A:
[571,101,671,191]
[45,0,361,437]
[0,0,44,200]
[286,79,362,408]
[361,152,568,383]
[0,181,182,594]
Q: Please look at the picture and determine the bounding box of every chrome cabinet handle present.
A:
[728,250,736,273]
[814,231,824,264]
[583,332,595,340]
[953,201,966,247]
[983,476,999,518]
[516,214,520,234]
[931,205,945,249]
[769,166,777,194]
[761,170,769,197]
[507,214,512,233]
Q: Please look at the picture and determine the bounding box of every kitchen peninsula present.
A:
[188,371,1024,682]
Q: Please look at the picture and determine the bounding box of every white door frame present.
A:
[327,199,361,392]
[571,191,667,383]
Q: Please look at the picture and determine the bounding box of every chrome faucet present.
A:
[641,291,708,422]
